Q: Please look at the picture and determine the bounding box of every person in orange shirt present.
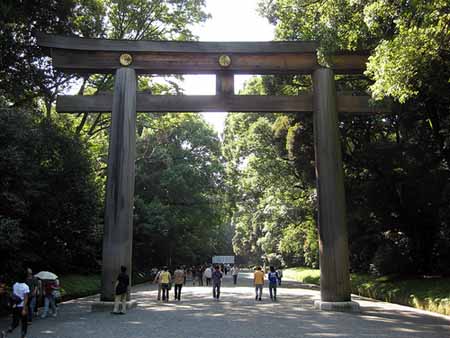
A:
[253,266,264,301]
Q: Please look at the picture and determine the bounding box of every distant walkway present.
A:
[2,272,449,337]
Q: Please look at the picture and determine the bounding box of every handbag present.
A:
[10,294,22,307]
[52,289,61,299]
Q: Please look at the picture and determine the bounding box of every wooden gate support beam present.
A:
[312,68,359,312]
[101,67,136,301]
[56,94,392,114]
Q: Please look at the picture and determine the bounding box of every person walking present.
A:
[2,271,30,338]
[197,266,204,286]
[25,268,38,323]
[0,277,10,315]
[277,268,283,286]
[204,266,212,286]
[173,267,185,301]
[211,265,223,300]
[254,266,264,301]
[0,278,12,337]
[186,267,192,285]
[191,267,197,286]
[160,267,171,302]
[231,265,239,285]
[112,266,129,315]
[182,266,187,285]
[153,269,162,301]
[40,279,57,318]
[268,266,278,301]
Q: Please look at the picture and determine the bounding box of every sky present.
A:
[182,0,275,135]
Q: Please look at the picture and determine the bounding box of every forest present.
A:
[1,0,449,284]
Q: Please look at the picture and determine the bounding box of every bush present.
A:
[0,109,102,280]
[369,232,412,276]
[264,253,284,268]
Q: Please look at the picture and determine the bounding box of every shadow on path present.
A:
[1,273,448,338]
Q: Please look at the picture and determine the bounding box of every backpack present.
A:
[268,272,278,284]
[115,272,130,295]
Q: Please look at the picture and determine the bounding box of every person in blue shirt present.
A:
[267,266,279,301]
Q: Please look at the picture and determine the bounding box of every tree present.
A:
[255,0,450,274]
[74,0,209,136]
[0,0,106,113]
[222,108,319,267]
[133,113,230,268]
[0,108,101,279]
[258,0,450,103]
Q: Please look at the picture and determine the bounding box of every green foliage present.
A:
[59,274,101,300]
[351,274,450,316]
[0,108,101,280]
[365,1,450,102]
[71,0,211,169]
[342,112,450,274]
[223,110,319,268]
[108,0,209,40]
[285,267,450,315]
[252,0,450,277]
[1,0,222,279]
[59,270,157,300]
[0,0,209,120]
[133,113,230,268]
[227,70,450,275]
[283,267,320,285]
[0,0,106,110]
[279,216,319,268]
[0,217,24,278]
[258,0,450,103]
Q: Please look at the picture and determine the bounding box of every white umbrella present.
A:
[35,271,58,280]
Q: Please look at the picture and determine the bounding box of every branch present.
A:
[75,113,89,135]
[89,124,110,138]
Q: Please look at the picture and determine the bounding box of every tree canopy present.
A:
[0,108,101,279]
[133,113,231,268]
[217,0,450,274]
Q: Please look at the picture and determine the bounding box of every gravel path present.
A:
[2,272,449,338]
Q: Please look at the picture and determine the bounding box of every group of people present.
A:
[0,269,60,338]
[149,265,227,302]
[109,263,244,314]
[1,263,285,337]
[116,264,282,307]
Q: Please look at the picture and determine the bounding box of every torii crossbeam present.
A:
[38,33,390,311]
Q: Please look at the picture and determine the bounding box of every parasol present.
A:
[35,271,58,280]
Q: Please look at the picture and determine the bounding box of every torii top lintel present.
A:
[37,33,368,75]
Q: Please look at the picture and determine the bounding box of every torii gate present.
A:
[38,33,390,311]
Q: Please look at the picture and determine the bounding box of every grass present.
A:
[58,271,154,301]
[59,274,101,300]
[284,267,321,285]
[285,267,450,316]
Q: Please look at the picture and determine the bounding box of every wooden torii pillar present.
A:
[38,33,390,310]
[102,67,136,302]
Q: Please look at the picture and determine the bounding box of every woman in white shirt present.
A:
[203,266,212,286]
[231,265,239,285]
[2,272,30,338]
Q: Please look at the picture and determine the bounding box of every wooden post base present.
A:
[314,300,360,312]
[91,300,138,312]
